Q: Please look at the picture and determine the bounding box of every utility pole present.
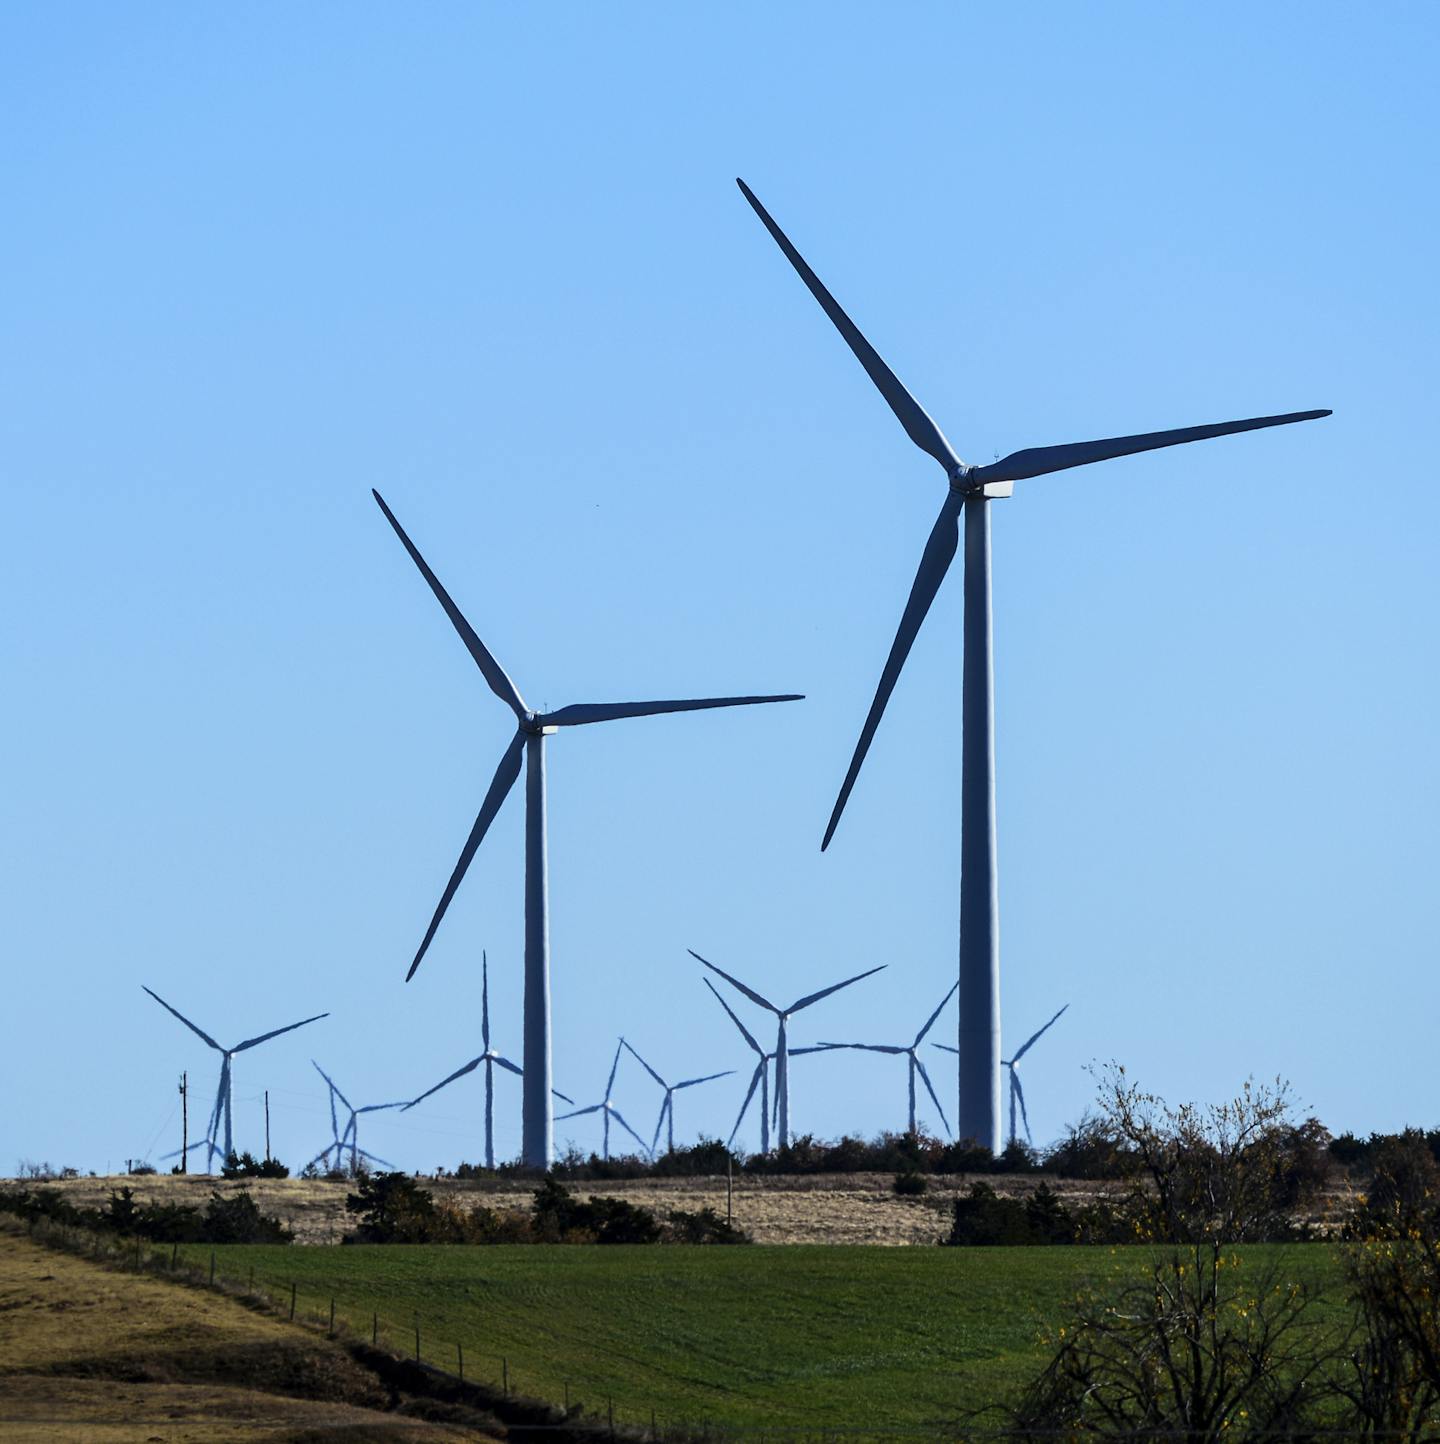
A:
[264,1090,271,1163]
[179,1072,188,1175]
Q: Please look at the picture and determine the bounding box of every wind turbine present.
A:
[821,981,958,1137]
[941,1002,1070,1148]
[308,1061,408,1174]
[703,979,830,1154]
[690,950,884,1150]
[622,1040,732,1156]
[402,951,574,1169]
[143,986,327,1171]
[555,1038,650,1161]
[373,491,801,1169]
[736,179,1330,1152]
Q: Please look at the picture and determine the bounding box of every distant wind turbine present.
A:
[936,1003,1068,1147]
[821,981,958,1136]
[309,1061,408,1174]
[402,951,574,1169]
[555,1038,649,1161]
[737,178,1330,1152]
[374,491,802,1169]
[143,986,327,1171]
[622,1040,732,1156]
[690,950,884,1150]
[703,979,830,1154]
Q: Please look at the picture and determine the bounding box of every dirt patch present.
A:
[0,1224,494,1441]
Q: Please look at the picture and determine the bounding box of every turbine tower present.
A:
[689,950,884,1150]
[821,981,958,1137]
[555,1038,649,1161]
[622,1040,732,1156]
[142,986,327,1170]
[309,1061,408,1173]
[373,491,801,1170]
[402,951,574,1169]
[736,178,1330,1152]
[703,979,829,1154]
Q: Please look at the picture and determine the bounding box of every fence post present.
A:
[457,1341,464,1383]
[502,1356,509,1395]
[290,1281,296,1320]
[170,1241,178,1269]
[134,1238,141,1270]
[414,1314,420,1363]
[608,1396,615,1439]
[328,1297,335,1334]
[372,1311,378,1346]
[651,1405,657,1439]
[248,1265,254,1292]
[208,1250,215,1286]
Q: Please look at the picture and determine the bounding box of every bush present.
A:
[220,1151,290,1180]
[893,1169,928,1197]
[664,1206,751,1244]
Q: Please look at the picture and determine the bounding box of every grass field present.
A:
[185,1242,1346,1435]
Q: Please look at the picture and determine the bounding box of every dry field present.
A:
[0,1222,497,1442]
[21,1170,1147,1245]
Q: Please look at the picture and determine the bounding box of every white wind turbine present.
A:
[555,1038,650,1161]
[374,491,801,1169]
[402,951,574,1169]
[821,981,958,1136]
[622,1040,732,1156]
[143,986,327,1171]
[703,979,831,1154]
[308,1061,409,1174]
[690,950,884,1150]
[736,178,1329,1152]
[936,1003,1068,1147]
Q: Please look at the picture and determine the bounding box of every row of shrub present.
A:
[0,1184,294,1244]
[343,1172,750,1245]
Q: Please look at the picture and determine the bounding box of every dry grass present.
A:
[19,1169,1143,1245]
[0,1222,493,1442]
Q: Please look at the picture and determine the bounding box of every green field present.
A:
[187,1243,1343,1435]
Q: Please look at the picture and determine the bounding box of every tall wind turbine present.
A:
[142,986,327,1170]
[308,1061,409,1174]
[940,1003,1069,1148]
[555,1038,650,1161]
[736,178,1330,1152]
[703,979,830,1154]
[374,491,801,1170]
[622,1040,732,1155]
[402,951,574,1169]
[821,981,958,1137]
[690,950,884,1150]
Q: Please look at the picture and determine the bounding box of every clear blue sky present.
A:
[3,4,1435,1175]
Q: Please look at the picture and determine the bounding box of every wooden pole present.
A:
[179,1071,188,1174]
[372,1311,378,1346]
[414,1315,420,1362]
[265,1090,271,1162]
[290,1281,296,1320]
[457,1341,464,1382]
[727,1154,733,1227]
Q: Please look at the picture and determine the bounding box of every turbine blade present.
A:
[971,410,1332,486]
[689,950,778,1014]
[817,1042,905,1054]
[233,1011,329,1054]
[914,980,960,1047]
[311,1060,353,1114]
[142,987,223,1052]
[736,179,962,475]
[789,963,886,1014]
[492,1055,524,1078]
[822,489,964,850]
[703,979,765,1056]
[356,1101,408,1114]
[481,950,490,1051]
[622,1040,668,1091]
[551,1086,575,1106]
[372,490,527,718]
[674,1069,735,1089]
[606,1038,625,1097]
[555,1102,604,1119]
[787,1045,836,1056]
[402,1056,483,1110]
[541,695,802,728]
[914,1057,952,1137]
[931,1042,960,1055]
[355,1148,396,1168]
[1011,1003,1070,1063]
[729,1064,763,1146]
[650,1096,669,1156]
[609,1108,651,1156]
[406,733,524,982]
